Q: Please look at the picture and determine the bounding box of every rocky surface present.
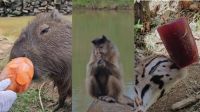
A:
[0,0,72,16]
[87,96,134,112]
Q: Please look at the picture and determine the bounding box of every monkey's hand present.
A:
[97,59,106,67]
[98,96,116,103]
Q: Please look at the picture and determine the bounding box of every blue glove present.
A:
[0,79,17,112]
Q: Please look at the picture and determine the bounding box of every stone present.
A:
[0,10,3,14]
[10,0,16,3]
[16,6,22,11]
[68,1,72,6]
[12,10,21,16]
[87,95,134,112]
[38,7,46,10]
[35,1,40,5]
[67,7,72,13]
[6,8,12,13]
[33,8,40,13]
[31,2,35,5]
[47,5,54,10]
[50,2,54,6]
[22,9,28,14]
[41,1,47,6]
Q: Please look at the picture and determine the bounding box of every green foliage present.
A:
[73,0,134,8]
[197,19,200,31]
[10,89,40,112]
[134,19,143,33]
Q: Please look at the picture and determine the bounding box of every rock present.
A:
[2,0,9,4]
[22,9,28,14]
[0,0,72,16]
[10,0,16,3]
[6,8,12,13]
[35,1,40,5]
[47,5,54,10]
[38,7,46,10]
[87,96,134,112]
[31,2,35,5]
[33,8,40,13]
[0,10,3,14]
[12,10,21,16]
[68,1,72,6]
[67,7,72,13]
[16,6,22,11]
[41,1,47,6]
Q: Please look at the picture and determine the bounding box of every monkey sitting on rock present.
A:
[86,35,133,106]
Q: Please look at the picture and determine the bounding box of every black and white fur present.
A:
[133,55,187,112]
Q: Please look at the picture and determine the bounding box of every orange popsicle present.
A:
[0,57,34,93]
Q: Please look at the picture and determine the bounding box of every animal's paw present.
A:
[98,96,116,103]
[98,59,105,67]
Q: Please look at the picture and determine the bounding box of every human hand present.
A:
[0,79,17,112]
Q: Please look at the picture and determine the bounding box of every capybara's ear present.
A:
[51,9,62,21]
[39,24,50,35]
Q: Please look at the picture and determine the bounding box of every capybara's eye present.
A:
[41,27,49,34]
[39,24,50,35]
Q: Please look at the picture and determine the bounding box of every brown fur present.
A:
[86,36,124,103]
[9,10,71,111]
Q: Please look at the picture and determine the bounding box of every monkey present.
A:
[86,35,134,106]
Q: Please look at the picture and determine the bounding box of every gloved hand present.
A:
[0,79,17,112]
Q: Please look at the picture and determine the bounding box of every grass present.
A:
[9,82,55,112]
[10,89,40,112]
[0,16,34,42]
[73,0,134,9]
[0,16,72,42]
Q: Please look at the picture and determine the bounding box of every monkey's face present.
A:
[94,44,109,58]
[92,35,110,60]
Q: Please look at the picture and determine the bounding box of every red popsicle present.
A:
[157,17,199,68]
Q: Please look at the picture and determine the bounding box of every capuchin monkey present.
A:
[86,35,134,107]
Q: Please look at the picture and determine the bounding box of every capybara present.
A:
[9,10,71,111]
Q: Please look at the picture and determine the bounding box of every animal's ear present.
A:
[91,39,97,45]
[39,24,50,35]
[102,35,107,40]
[51,9,62,21]
[102,35,110,42]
